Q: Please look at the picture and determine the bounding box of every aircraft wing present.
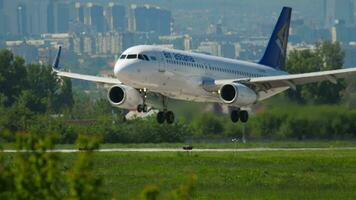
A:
[215,68,356,91]
[54,70,121,85]
[52,46,121,85]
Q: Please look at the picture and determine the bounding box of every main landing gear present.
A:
[157,110,175,124]
[230,109,249,123]
[156,95,175,124]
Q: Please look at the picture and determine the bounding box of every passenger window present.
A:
[120,54,126,59]
[127,54,137,59]
[150,56,157,61]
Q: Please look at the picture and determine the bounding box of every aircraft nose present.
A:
[114,61,128,76]
[114,60,134,82]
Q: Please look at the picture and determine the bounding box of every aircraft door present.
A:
[205,62,212,77]
[156,52,166,73]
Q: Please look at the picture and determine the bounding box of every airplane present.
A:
[52,7,356,124]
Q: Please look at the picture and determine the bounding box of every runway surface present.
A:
[2,147,356,153]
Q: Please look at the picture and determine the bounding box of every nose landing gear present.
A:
[137,104,148,113]
[137,89,149,113]
[135,90,175,124]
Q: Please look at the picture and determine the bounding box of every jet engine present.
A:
[107,85,143,110]
[219,83,257,106]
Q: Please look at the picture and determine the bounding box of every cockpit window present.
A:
[119,54,126,59]
[127,54,137,59]
[143,55,149,61]
[138,54,145,60]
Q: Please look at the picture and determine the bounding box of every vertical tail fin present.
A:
[259,7,292,70]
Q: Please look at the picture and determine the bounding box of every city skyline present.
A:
[2,0,356,36]
[2,0,356,68]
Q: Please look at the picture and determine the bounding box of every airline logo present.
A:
[276,23,289,57]
[163,51,196,62]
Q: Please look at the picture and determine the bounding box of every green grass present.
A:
[59,150,356,199]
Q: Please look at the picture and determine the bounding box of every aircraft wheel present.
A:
[230,110,240,123]
[240,111,249,123]
[157,111,166,124]
[166,111,175,124]
[137,104,143,113]
[143,104,148,113]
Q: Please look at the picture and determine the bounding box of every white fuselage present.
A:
[114,45,289,105]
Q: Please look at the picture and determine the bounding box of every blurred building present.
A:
[324,0,354,28]
[290,19,331,43]
[75,2,85,24]
[106,3,126,32]
[0,0,5,35]
[16,3,28,35]
[71,32,125,57]
[54,2,71,33]
[131,5,171,35]
[86,3,105,33]
[159,35,191,50]
[122,32,135,50]
[196,42,221,56]
[83,35,95,55]
[95,32,123,55]
[6,40,40,63]
[1,0,52,36]
[344,42,356,67]
[0,0,72,36]
[216,23,223,36]
[47,1,54,33]
[220,42,236,59]
[331,20,356,44]
[41,33,72,50]
[195,41,236,58]
[237,39,267,62]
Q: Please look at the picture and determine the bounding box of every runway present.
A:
[2,147,356,153]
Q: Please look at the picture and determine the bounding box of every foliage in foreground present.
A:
[0,132,196,200]
[0,132,104,200]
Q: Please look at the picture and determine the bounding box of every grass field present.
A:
[2,141,356,199]
[59,149,356,199]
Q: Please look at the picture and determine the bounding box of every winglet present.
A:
[52,46,62,70]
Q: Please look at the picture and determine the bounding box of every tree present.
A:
[0,49,74,114]
[285,41,346,104]
[190,113,224,136]
[56,78,74,112]
[0,50,27,107]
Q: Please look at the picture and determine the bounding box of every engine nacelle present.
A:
[107,85,143,110]
[219,83,257,106]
